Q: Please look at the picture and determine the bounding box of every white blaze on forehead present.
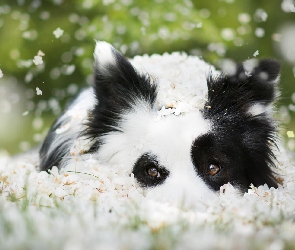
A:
[143,112,210,164]
[98,107,210,166]
[94,41,116,69]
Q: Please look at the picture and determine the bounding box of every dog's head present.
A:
[81,42,280,202]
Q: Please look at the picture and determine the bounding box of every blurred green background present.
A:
[0,0,295,156]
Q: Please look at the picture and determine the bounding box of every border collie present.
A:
[39,41,280,201]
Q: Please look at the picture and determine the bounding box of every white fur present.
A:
[271,75,281,85]
[94,41,116,70]
[96,104,216,205]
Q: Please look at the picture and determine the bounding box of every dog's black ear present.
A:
[227,59,280,105]
[204,59,280,118]
[83,42,157,149]
[92,41,157,111]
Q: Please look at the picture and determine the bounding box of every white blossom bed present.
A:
[1,147,294,250]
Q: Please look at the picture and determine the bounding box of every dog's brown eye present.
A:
[133,153,170,188]
[209,164,220,175]
[147,167,159,178]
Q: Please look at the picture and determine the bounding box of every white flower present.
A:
[37,50,45,56]
[54,187,68,198]
[22,111,29,116]
[287,131,295,138]
[33,55,43,65]
[53,27,64,38]
[36,87,42,95]
[70,137,92,156]
[253,50,259,57]
[255,28,265,38]
[196,22,202,28]
[62,174,79,185]
[63,65,76,75]
[0,69,3,78]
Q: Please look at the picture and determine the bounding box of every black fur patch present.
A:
[191,133,249,191]
[193,59,280,192]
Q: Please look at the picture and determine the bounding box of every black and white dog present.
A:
[39,41,280,201]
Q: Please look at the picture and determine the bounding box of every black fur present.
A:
[83,47,158,152]
[192,59,280,191]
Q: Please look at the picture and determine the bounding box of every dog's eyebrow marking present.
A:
[94,41,116,69]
